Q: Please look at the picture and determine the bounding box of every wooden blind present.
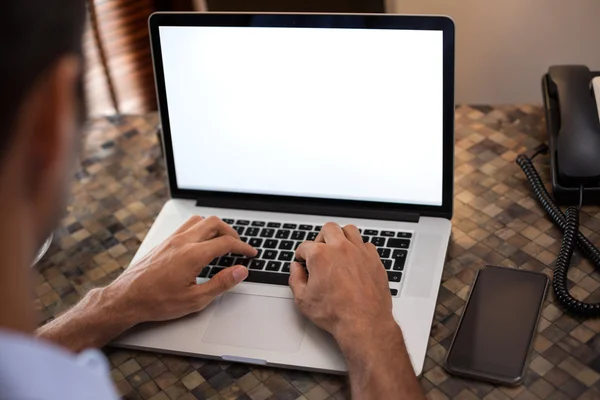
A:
[84,0,163,116]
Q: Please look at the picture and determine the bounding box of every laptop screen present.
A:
[158,25,444,207]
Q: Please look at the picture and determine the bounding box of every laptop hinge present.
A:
[195,197,420,223]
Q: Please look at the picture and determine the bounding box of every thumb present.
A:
[201,265,248,297]
[289,262,308,299]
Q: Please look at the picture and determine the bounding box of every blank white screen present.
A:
[159,26,444,206]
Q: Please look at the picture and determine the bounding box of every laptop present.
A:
[113,13,455,375]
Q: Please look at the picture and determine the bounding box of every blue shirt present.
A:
[0,330,118,400]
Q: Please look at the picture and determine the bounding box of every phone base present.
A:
[542,72,600,206]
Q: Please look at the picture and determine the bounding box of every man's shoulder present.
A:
[0,330,119,400]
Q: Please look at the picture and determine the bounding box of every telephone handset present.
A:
[546,66,600,186]
[543,66,600,203]
[515,66,600,317]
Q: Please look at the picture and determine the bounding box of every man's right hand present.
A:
[290,222,425,400]
[289,222,398,347]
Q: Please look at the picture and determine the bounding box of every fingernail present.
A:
[233,266,248,283]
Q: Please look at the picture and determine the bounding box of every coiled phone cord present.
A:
[516,151,600,317]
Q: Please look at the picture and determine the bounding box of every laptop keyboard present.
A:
[197,219,412,296]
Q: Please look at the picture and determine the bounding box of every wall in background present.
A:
[389,0,600,104]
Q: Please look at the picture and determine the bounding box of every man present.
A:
[1,1,425,399]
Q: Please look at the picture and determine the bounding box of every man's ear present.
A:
[16,55,82,239]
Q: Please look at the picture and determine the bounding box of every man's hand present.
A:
[289,222,425,400]
[37,215,257,352]
[108,215,256,323]
[289,222,394,342]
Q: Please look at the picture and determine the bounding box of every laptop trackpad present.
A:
[202,293,307,352]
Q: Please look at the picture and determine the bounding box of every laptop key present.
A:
[267,222,281,228]
[371,237,386,247]
[198,267,210,278]
[390,288,399,296]
[249,238,263,247]
[222,219,234,224]
[282,263,291,273]
[235,258,250,267]
[392,249,407,260]
[279,240,294,250]
[382,259,393,269]
[362,236,369,243]
[210,258,219,265]
[388,238,410,249]
[249,259,266,270]
[278,251,294,261]
[264,239,278,249]
[266,261,281,271]
[264,250,278,260]
[364,229,378,235]
[240,237,248,243]
[294,241,302,250]
[260,228,275,238]
[378,248,391,258]
[283,223,297,229]
[276,230,291,239]
[246,228,260,237]
[236,220,250,226]
[245,270,290,285]
[291,231,306,240]
[393,258,406,271]
[398,232,412,238]
[307,232,318,241]
[233,226,245,235]
[315,225,323,232]
[381,230,395,237]
[218,256,235,267]
[252,221,265,227]
[387,271,402,283]
[299,224,313,231]
[209,267,225,277]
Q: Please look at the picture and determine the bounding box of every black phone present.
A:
[445,265,549,386]
[543,65,600,204]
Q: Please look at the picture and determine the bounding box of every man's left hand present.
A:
[106,215,257,324]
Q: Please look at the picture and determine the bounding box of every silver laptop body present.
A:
[113,12,455,376]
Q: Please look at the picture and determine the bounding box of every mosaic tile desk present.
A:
[32,106,600,400]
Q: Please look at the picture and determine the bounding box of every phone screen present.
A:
[446,266,548,382]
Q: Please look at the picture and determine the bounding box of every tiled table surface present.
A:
[32,106,600,400]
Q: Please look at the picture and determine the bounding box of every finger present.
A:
[313,231,326,243]
[197,265,248,297]
[182,216,240,243]
[365,242,380,260]
[191,236,257,269]
[295,241,326,274]
[173,215,204,235]
[317,222,346,244]
[288,262,308,300]
[295,241,320,262]
[342,224,363,246]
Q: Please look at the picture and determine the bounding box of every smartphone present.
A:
[445,265,549,386]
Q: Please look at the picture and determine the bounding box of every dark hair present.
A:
[0,1,87,156]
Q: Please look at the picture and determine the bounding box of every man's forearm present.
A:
[37,285,137,352]
[337,320,425,400]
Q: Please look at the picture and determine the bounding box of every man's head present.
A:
[1,0,86,254]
